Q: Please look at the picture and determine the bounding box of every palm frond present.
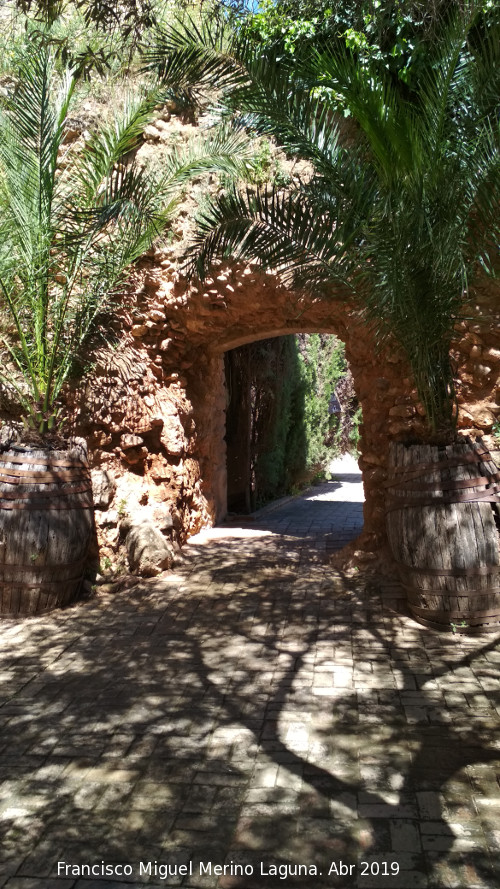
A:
[0,44,212,427]
[157,126,258,195]
[185,185,359,291]
[228,72,346,180]
[72,91,162,205]
[2,46,75,219]
[299,44,426,184]
[0,47,75,279]
[142,11,250,101]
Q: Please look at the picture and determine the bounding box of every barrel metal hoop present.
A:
[395,560,500,576]
[385,489,500,511]
[0,556,87,571]
[0,483,92,499]
[386,475,500,494]
[409,604,500,620]
[404,584,500,596]
[0,498,93,510]
[387,450,491,479]
[0,470,90,483]
[0,454,87,468]
[410,614,500,633]
[0,576,84,588]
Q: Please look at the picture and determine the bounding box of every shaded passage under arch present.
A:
[224,333,360,516]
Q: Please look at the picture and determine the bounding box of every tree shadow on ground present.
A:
[0,529,498,888]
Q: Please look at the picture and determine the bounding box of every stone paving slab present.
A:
[0,472,498,889]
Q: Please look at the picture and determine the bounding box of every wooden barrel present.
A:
[385,437,500,633]
[0,444,94,616]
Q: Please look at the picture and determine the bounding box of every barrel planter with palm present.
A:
[385,438,500,633]
[0,43,254,615]
[0,442,94,615]
[146,2,500,631]
[0,47,164,615]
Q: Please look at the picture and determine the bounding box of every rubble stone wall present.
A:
[69,257,499,571]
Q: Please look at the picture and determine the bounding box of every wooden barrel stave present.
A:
[0,446,94,616]
[386,438,500,633]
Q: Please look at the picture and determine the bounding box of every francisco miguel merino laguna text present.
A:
[56,861,322,879]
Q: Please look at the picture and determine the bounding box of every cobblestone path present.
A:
[0,464,499,889]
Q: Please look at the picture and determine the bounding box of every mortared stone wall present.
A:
[66,255,500,571]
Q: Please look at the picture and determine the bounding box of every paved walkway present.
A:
[0,464,499,889]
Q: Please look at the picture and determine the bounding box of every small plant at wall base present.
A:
[450,620,469,634]
[117,498,129,518]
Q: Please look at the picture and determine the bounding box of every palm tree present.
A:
[145,2,499,438]
[0,41,254,435]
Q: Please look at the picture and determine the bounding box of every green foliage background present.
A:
[296,333,349,468]
[242,0,496,89]
[250,336,306,507]
[226,334,359,510]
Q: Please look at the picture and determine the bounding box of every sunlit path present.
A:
[193,454,364,554]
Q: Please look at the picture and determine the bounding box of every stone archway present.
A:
[71,257,500,566]
[139,263,414,536]
[174,271,410,540]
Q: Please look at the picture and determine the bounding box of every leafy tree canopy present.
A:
[3,0,163,76]
[241,0,497,89]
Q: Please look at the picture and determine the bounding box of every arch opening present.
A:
[223,333,361,516]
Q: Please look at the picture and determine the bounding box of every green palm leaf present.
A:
[73,91,162,204]
[152,1,499,435]
[143,10,250,102]
[0,40,263,433]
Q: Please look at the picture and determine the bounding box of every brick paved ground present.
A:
[0,464,499,889]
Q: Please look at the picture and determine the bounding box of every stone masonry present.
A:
[68,255,500,569]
